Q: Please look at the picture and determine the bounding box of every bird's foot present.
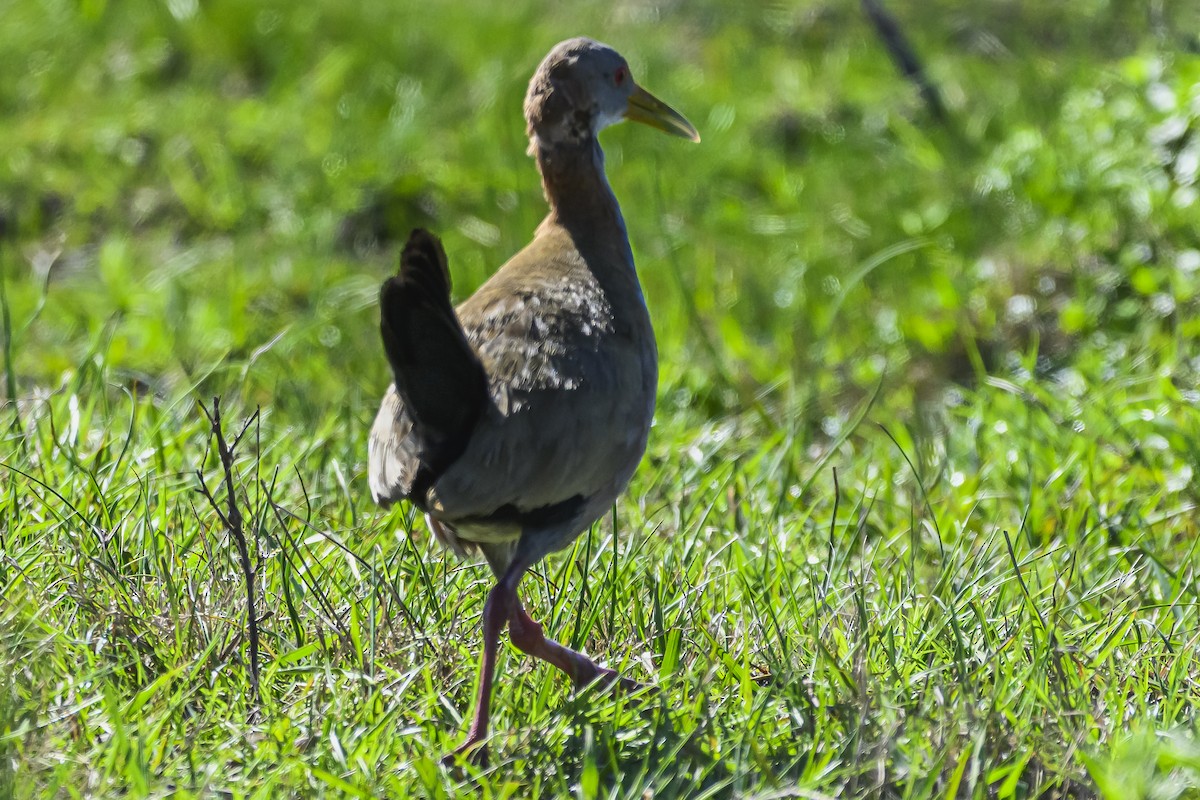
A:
[441,736,488,768]
[507,603,655,697]
[577,665,653,696]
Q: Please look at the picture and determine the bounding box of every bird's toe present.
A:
[442,738,489,768]
[581,667,655,697]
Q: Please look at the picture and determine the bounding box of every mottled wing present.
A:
[425,239,657,525]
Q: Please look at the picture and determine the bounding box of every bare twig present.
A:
[862,0,948,123]
[195,396,262,702]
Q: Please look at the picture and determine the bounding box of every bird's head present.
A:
[524,37,700,153]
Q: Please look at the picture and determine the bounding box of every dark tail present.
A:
[380,229,487,481]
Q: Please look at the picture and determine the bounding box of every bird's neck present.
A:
[534,139,635,269]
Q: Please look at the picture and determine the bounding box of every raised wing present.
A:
[368,229,488,507]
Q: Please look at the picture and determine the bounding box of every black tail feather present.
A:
[380,229,487,488]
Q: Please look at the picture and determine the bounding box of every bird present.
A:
[367,36,699,765]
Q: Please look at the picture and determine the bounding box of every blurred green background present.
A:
[4,0,1198,423]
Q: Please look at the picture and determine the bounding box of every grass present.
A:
[3,0,1200,797]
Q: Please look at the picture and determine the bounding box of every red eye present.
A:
[613,66,628,86]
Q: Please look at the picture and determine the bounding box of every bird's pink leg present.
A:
[508,598,644,693]
[444,580,513,766]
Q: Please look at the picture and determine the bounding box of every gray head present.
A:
[524,37,699,152]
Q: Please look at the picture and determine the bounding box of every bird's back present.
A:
[368,222,656,560]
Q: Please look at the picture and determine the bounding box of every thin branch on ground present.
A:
[195,396,262,703]
[862,0,948,123]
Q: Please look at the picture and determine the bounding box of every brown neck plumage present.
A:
[534,138,630,259]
